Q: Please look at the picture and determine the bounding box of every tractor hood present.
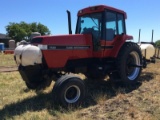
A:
[30,34,93,68]
[31,34,92,49]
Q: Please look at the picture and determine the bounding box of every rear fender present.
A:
[110,35,133,58]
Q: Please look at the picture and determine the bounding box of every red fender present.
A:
[109,35,133,58]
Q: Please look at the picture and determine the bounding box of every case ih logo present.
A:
[48,45,90,50]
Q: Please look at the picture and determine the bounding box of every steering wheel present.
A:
[92,26,99,30]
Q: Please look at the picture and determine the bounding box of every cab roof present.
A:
[78,5,127,19]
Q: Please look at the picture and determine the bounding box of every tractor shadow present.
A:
[0,72,155,119]
[139,71,155,82]
[83,71,155,107]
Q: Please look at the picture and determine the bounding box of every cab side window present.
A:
[105,11,125,40]
[105,11,117,40]
[117,14,125,35]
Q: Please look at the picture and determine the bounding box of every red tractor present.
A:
[14,5,145,106]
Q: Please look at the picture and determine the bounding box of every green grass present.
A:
[0,54,160,120]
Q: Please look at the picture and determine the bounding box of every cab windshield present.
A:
[76,13,102,40]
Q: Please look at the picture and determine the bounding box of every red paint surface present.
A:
[41,34,93,68]
[78,5,127,19]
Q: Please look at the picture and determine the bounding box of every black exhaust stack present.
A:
[151,29,154,43]
[67,10,72,34]
[138,29,141,43]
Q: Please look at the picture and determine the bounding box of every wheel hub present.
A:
[64,85,81,104]
[126,51,140,80]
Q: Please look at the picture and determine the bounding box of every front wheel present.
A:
[116,42,142,84]
[52,74,85,107]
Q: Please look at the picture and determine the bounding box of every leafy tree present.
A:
[30,22,50,35]
[20,21,31,39]
[37,23,50,35]
[6,22,50,42]
[6,22,27,42]
[155,40,160,47]
[30,22,38,33]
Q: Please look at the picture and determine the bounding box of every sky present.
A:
[0,0,160,42]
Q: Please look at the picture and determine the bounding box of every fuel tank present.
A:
[139,43,155,60]
[14,44,42,66]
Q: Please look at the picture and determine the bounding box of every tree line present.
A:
[155,40,160,47]
[6,21,50,42]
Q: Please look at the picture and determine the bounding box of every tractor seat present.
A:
[106,28,115,40]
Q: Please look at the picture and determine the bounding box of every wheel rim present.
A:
[126,51,140,80]
[64,85,81,104]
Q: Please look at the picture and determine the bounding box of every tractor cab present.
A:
[75,5,132,57]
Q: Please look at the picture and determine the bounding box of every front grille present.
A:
[30,38,43,43]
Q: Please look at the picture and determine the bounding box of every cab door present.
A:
[76,12,105,58]
[103,10,126,57]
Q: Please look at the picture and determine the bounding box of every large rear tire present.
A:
[52,74,85,107]
[116,42,142,84]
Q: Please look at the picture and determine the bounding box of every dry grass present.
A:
[0,54,160,120]
[0,53,16,66]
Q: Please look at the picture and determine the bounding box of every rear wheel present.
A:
[116,42,142,84]
[52,74,85,107]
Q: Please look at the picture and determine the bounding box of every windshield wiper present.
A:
[89,15,98,27]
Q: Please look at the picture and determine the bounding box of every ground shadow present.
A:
[0,72,154,119]
[139,71,155,82]
[84,78,142,107]
[0,92,55,119]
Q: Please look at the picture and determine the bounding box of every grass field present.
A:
[0,54,160,120]
[0,53,16,66]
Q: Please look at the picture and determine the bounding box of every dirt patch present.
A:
[0,66,18,72]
